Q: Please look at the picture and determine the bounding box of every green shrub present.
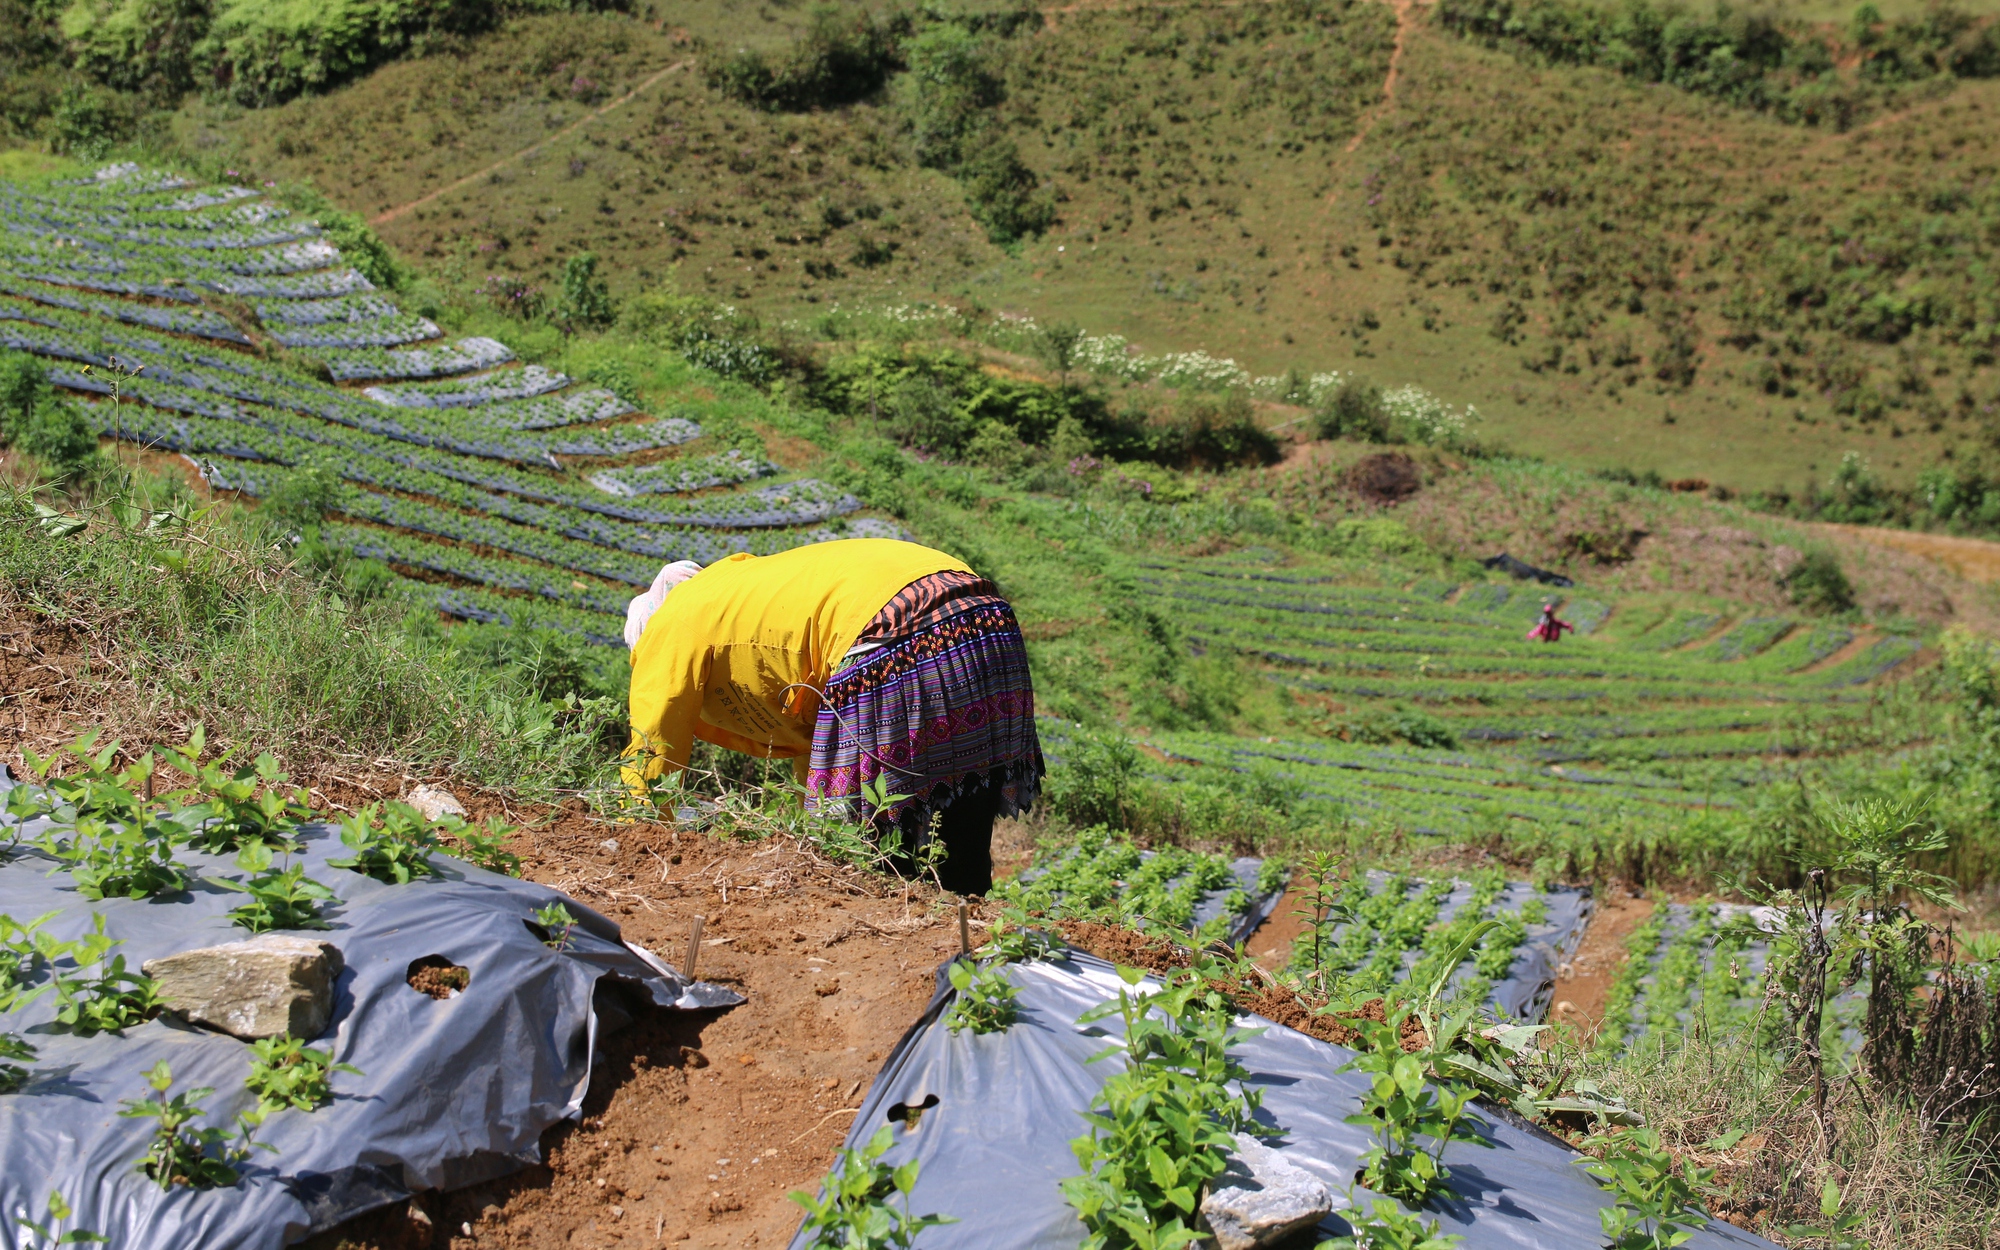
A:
[709,4,906,112]
[1146,392,1280,469]
[60,0,205,100]
[277,183,408,290]
[19,397,100,481]
[45,79,132,155]
[557,251,616,332]
[1785,550,1855,615]
[893,17,1054,245]
[1314,377,1390,443]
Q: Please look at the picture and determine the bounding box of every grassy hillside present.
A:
[141,0,2000,498]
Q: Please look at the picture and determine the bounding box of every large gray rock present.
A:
[142,935,344,1040]
[1200,1133,1336,1250]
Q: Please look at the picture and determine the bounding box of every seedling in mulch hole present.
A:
[0,1032,36,1093]
[1291,850,1351,993]
[163,727,313,854]
[243,1037,361,1116]
[1,909,66,1010]
[221,841,335,932]
[22,738,188,900]
[981,904,1059,963]
[1576,1126,1716,1250]
[445,816,521,877]
[1342,1003,1490,1207]
[1062,960,1264,1248]
[119,1061,266,1190]
[329,801,440,884]
[13,1191,105,1247]
[945,960,1018,1034]
[1321,1197,1464,1249]
[533,902,578,951]
[51,915,163,1037]
[789,1123,955,1249]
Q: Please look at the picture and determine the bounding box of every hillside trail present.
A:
[1817,520,2000,586]
[1345,0,1426,155]
[368,61,687,228]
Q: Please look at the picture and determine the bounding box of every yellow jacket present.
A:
[624,538,971,785]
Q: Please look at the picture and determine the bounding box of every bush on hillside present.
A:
[276,182,408,290]
[896,20,1054,244]
[1313,377,1390,443]
[1785,549,1855,615]
[1146,392,1280,470]
[709,4,906,112]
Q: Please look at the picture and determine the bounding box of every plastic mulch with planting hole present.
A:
[790,951,1780,1250]
[0,779,739,1249]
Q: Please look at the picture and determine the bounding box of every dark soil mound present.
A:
[1348,453,1423,505]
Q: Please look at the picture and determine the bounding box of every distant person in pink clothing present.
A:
[1527,601,1574,643]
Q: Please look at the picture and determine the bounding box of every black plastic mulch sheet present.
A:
[792,952,1780,1250]
[0,813,740,1250]
[1479,553,1574,588]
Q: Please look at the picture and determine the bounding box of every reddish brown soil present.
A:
[1554,888,1654,1039]
[1245,887,1309,971]
[406,960,471,1000]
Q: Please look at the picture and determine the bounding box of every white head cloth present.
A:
[624,560,704,650]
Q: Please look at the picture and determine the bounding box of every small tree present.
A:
[1034,321,1086,392]
[557,252,615,332]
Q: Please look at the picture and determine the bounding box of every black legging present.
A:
[877,776,998,896]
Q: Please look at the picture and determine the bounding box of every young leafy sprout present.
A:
[1320,1198,1464,1250]
[243,1037,361,1116]
[1340,1003,1490,1207]
[1062,960,1263,1248]
[118,1061,256,1191]
[789,1124,955,1250]
[21,737,189,901]
[944,960,1019,1035]
[13,1190,106,1248]
[164,728,313,854]
[446,816,522,877]
[533,901,578,951]
[0,1031,36,1093]
[328,800,440,884]
[48,914,163,1037]
[1576,1126,1716,1250]
[221,840,336,932]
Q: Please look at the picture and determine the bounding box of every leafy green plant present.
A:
[243,1037,361,1115]
[1576,1126,1715,1250]
[53,953,164,1037]
[0,1032,36,1093]
[1062,961,1262,1249]
[14,1190,105,1247]
[0,909,64,1010]
[328,800,440,884]
[945,959,1019,1034]
[20,734,189,900]
[1320,1198,1464,1249]
[1292,851,1350,991]
[118,1061,256,1191]
[444,816,521,877]
[533,901,578,951]
[789,1123,955,1249]
[1786,1178,1870,1250]
[1341,1004,1489,1206]
[164,730,314,854]
[981,903,1060,963]
[221,841,336,932]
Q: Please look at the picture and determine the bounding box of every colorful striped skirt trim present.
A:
[805,602,1043,836]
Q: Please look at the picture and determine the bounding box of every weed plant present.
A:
[789,1123,955,1250]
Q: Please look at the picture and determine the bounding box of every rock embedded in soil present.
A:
[1200,1133,1335,1250]
[404,784,468,822]
[142,935,344,1040]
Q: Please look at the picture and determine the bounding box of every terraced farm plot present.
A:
[1125,551,1931,837]
[0,164,887,641]
[1283,869,1593,1022]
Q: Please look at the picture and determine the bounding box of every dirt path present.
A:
[1818,521,2000,586]
[368,61,688,228]
[1345,0,1423,154]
